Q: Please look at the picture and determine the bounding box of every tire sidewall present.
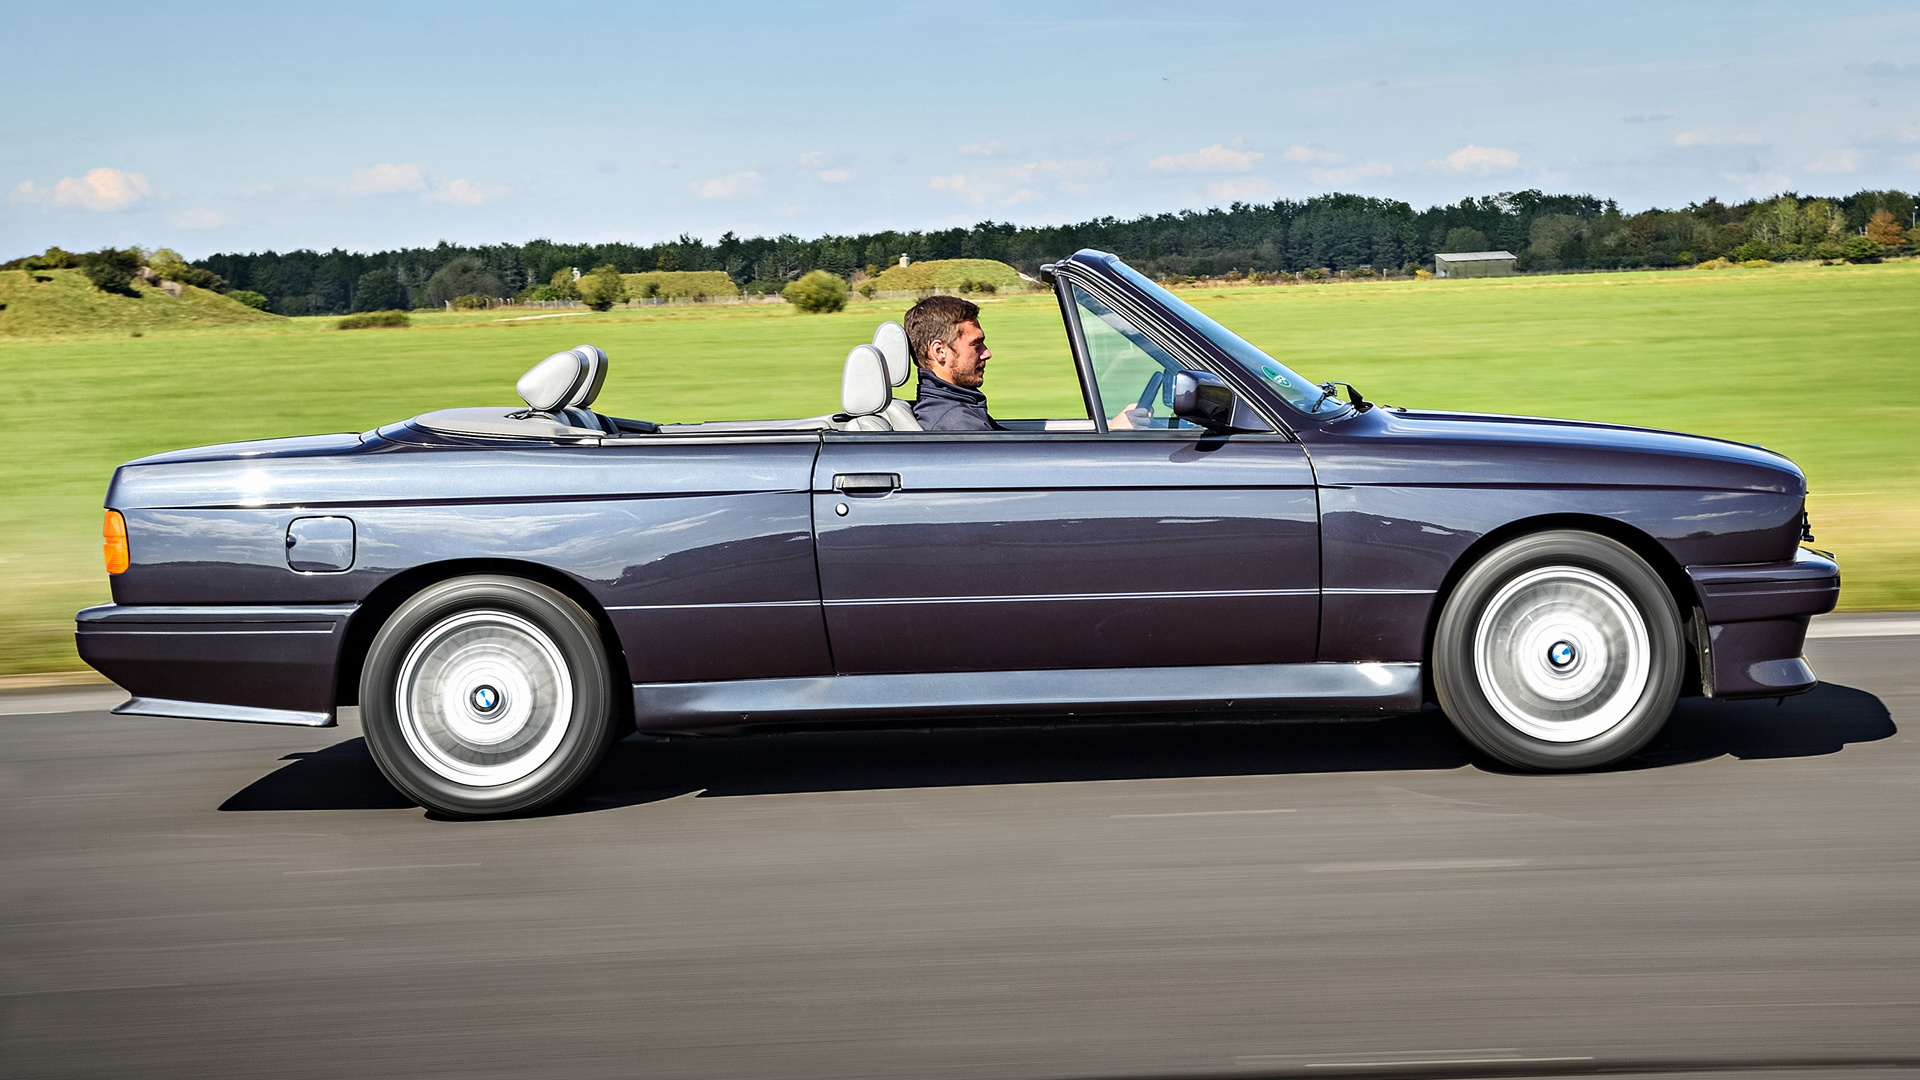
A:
[361,575,613,817]
[1434,531,1683,770]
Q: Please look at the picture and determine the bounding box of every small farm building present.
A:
[1434,251,1517,278]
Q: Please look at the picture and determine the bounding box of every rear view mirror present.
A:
[1171,369,1236,432]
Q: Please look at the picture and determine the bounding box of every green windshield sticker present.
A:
[1261,365,1292,388]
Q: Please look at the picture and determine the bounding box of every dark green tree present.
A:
[353,268,406,312]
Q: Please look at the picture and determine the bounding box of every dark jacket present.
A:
[911,369,1004,432]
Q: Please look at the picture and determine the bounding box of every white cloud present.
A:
[1806,149,1859,174]
[11,167,152,211]
[958,141,1006,157]
[1900,124,1920,142]
[1149,140,1262,173]
[1673,131,1762,148]
[797,151,828,167]
[170,209,229,228]
[692,171,763,199]
[656,158,679,168]
[1308,161,1394,185]
[816,168,854,184]
[1433,145,1520,174]
[930,159,1103,205]
[1207,177,1272,201]
[1282,145,1342,164]
[427,178,508,206]
[348,163,425,194]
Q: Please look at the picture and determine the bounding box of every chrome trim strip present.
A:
[112,696,335,727]
[607,600,820,612]
[824,588,1317,607]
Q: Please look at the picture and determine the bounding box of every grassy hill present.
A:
[0,269,284,337]
[620,270,740,299]
[1,260,1914,675]
[863,258,1027,293]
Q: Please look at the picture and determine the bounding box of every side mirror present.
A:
[1171,369,1237,432]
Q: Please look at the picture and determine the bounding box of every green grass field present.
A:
[2,261,1915,676]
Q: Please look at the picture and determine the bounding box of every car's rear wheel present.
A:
[1434,530,1683,770]
[361,575,617,817]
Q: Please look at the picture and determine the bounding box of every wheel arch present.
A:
[1419,513,1704,703]
[333,560,633,719]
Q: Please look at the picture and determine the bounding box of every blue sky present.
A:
[5,1,1918,258]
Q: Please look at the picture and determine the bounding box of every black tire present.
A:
[360,575,617,817]
[1433,530,1683,771]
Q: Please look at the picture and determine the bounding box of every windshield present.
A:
[1105,257,1343,416]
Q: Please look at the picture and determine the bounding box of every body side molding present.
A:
[632,661,1422,732]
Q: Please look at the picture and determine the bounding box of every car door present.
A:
[809,280,1319,676]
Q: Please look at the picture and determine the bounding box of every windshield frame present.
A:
[1068,252,1350,422]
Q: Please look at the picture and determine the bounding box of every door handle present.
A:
[833,473,900,495]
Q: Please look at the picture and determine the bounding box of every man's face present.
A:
[932,320,991,388]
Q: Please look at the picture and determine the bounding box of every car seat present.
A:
[870,321,922,431]
[837,344,896,431]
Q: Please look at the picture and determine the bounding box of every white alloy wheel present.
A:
[361,575,617,817]
[394,609,575,787]
[1433,530,1684,771]
[1472,565,1651,743]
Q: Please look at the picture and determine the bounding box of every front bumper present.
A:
[1685,548,1840,698]
[75,604,354,726]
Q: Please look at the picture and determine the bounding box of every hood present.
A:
[1308,406,1806,496]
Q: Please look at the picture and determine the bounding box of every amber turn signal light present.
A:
[103,510,129,575]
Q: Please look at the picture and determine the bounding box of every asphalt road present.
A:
[4,617,1918,1080]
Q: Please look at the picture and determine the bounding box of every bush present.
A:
[1693,258,1734,270]
[420,256,505,308]
[520,284,577,302]
[337,309,409,329]
[1841,235,1882,262]
[147,248,227,292]
[1811,241,1845,263]
[228,289,269,310]
[451,293,490,310]
[81,248,142,295]
[353,268,407,312]
[1730,240,1772,263]
[23,247,77,271]
[856,281,878,299]
[577,264,627,311]
[783,270,848,313]
[1739,259,1773,268]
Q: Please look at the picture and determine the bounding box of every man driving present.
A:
[906,294,1152,431]
[906,295,1001,431]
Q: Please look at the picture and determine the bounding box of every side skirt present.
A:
[112,696,335,727]
[632,661,1422,734]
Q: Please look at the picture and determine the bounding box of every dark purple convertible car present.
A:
[77,250,1839,816]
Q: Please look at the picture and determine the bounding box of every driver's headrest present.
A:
[517,345,608,412]
[841,344,890,417]
[872,321,911,388]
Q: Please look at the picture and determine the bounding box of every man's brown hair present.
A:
[903,295,980,368]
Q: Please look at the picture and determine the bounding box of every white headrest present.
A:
[841,344,890,417]
[517,345,608,412]
[872,321,911,388]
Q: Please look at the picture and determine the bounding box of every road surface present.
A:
[3,615,1917,1079]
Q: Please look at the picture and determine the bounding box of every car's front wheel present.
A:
[361,575,617,817]
[1433,530,1684,770]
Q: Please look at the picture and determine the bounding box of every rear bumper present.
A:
[75,603,354,726]
[1686,548,1840,698]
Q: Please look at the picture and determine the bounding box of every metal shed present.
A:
[1434,250,1517,278]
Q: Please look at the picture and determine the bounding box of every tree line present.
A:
[12,188,1914,317]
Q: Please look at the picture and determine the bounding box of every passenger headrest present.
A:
[517,344,608,412]
[841,344,890,418]
[872,321,911,388]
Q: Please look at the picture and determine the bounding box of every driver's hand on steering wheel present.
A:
[1109,405,1151,431]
